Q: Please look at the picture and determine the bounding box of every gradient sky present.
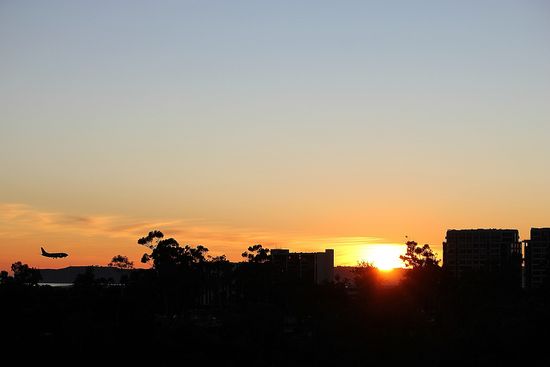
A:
[1,0,549,271]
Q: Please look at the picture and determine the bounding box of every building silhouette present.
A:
[525,228,550,289]
[271,249,334,284]
[443,229,522,286]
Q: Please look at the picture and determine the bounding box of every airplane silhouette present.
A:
[41,247,68,258]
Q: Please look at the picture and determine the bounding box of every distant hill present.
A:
[39,266,132,283]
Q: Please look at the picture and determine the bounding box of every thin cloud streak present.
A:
[0,203,274,244]
[0,203,400,266]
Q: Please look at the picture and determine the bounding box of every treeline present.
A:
[1,234,550,365]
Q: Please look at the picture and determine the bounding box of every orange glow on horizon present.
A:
[359,244,405,270]
[0,203,445,272]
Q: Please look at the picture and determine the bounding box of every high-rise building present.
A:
[271,249,334,284]
[525,228,550,289]
[443,229,522,286]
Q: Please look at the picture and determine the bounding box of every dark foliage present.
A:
[108,255,134,269]
[1,239,550,365]
[400,240,440,269]
[241,244,270,263]
[11,261,41,286]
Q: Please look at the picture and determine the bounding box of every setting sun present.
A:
[360,245,405,271]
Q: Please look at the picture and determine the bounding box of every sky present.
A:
[1,0,549,271]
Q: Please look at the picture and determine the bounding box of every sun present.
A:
[360,245,404,271]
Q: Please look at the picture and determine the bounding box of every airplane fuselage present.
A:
[41,247,68,258]
[43,253,68,258]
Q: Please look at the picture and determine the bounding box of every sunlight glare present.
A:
[360,245,404,271]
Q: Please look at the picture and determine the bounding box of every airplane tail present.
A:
[41,247,47,255]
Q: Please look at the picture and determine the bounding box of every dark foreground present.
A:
[1,268,550,366]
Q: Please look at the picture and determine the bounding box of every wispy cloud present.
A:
[0,203,118,237]
[0,203,278,247]
[0,203,398,266]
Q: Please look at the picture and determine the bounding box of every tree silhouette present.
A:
[208,254,228,262]
[241,244,271,263]
[108,255,134,269]
[353,261,379,293]
[11,261,41,286]
[399,240,442,316]
[137,230,213,313]
[139,233,209,269]
[138,230,165,263]
[0,270,12,285]
[400,241,440,269]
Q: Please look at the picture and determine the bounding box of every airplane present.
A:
[41,247,68,258]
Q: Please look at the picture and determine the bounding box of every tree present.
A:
[400,241,440,269]
[138,230,209,269]
[399,240,442,316]
[208,254,228,263]
[204,254,233,307]
[11,261,41,286]
[241,244,270,263]
[138,230,165,263]
[108,255,134,269]
[137,230,212,313]
[353,261,379,297]
[0,270,13,285]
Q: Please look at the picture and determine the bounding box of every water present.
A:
[38,282,124,287]
[38,283,72,287]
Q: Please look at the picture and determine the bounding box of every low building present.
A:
[271,249,334,285]
[525,228,550,289]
